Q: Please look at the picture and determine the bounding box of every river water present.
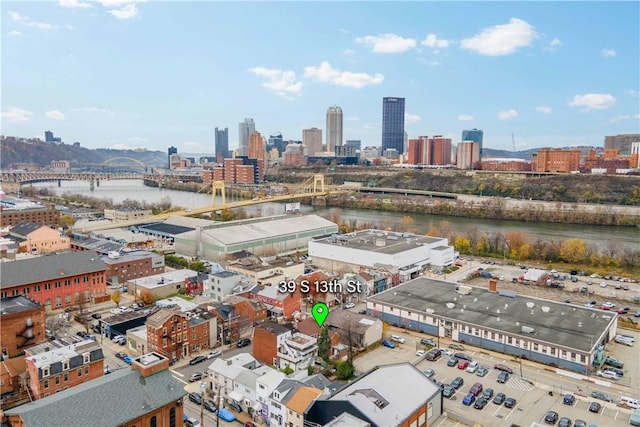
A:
[30,179,640,250]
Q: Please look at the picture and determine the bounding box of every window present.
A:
[84,366,89,375]
[45,298,51,306]
[23,287,30,294]
[65,294,72,304]
[533,343,539,352]
[12,289,19,296]
[169,408,176,427]
[42,366,50,377]
[44,379,49,389]
[45,283,51,290]
[55,282,61,288]
[64,373,68,382]
[62,360,69,370]
[580,354,586,363]
[83,353,90,364]
[78,369,82,377]
[55,376,60,385]
[192,332,196,340]
[150,416,157,427]
[55,296,62,307]
[163,327,167,336]
[163,338,167,348]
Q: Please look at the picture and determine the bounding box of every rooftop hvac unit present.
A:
[446,302,455,309]
[526,302,535,308]
[541,306,550,313]
[521,325,535,334]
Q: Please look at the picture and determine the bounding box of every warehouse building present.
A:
[366,278,618,373]
[174,215,338,260]
[308,230,456,278]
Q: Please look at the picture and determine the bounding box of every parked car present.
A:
[504,397,516,408]
[91,313,101,319]
[563,394,576,405]
[123,356,133,364]
[558,417,572,427]
[596,370,618,380]
[481,388,494,400]
[451,377,464,389]
[228,400,243,413]
[544,411,559,424]
[497,371,510,384]
[217,408,235,422]
[189,356,207,365]
[474,398,488,410]
[207,350,222,359]
[443,385,456,398]
[604,357,624,369]
[588,402,602,413]
[115,352,127,360]
[390,335,405,344]
[344,302,355,309]
[425,348,442,361]
[614,336,634,347]
[476,366,489,377]
[447,357,458,367]
[416,350,426,357]
[448,343,465,351]
[423,368,435,379]
[112,334,124,342]
[420,338,436,346]
[76,331,87,338]
[457,360,470,370]
[188,393,202,405]
[573,420,586,427]
[469,382,483,396]
[590,391,613,402]
[189,372,204,382]
[606,367,624,377]
[454,352,473,362]
[381,340,395,348]
[493,393,506,405]
[237,338,251,348]
[494,364,514,374]
[462,392,476,406]
[203,400,217,413]
[358,309,367,314]
[466,361,479,373]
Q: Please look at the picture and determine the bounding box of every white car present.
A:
[390,335,405,344]
[112,334,125,343]
[600,282,607,288]
[415,350,426,357]
[614,336,634,347]
[207,350,222,359]
[344,302,355,309]
[596,370,618,380]
[602,302,616,309]
[466,361,479,373]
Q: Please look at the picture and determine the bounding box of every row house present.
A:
[285,386,323,427]
[146,308,217,361]
[207,354,264,416]
[253,285,301,319]
[24,339,104,400]
[253,322,294,366]
[184,272,208,296]
[205,270,253,302]
[225,295,268,325]
[0,251,107,310]
[277,333,318,372]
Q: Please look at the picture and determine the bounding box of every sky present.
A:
[1,1,639,154]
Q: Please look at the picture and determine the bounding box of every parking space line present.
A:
[172,371,184,377]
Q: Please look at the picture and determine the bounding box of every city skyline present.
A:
[1,2,639,153]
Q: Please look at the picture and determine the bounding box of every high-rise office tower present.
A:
[325,106,343,153]
[457,141,481,169]
[268,133,285,157]
[167,146,177,168]
[238,118,255,156]
[214,127,229,162]
[382,97,405,154]
[247,131,265,160]
[303,127,323,156]
[461,128,484,156]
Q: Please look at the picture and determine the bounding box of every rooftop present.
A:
[322,412,371,427]
[286,386,323,414]
[0,295,42,316]
[9,222,43,236]
[72,237,124,254]
[25,339,101,368]
[100,249,158,265]
[0,251,107,289]
[4,367,185,426]
[326,310,379,335]
[367,278,616,352]
[129,269,198,289]
[329,363,440,427]
[256,321,294,336]
[211,270,240,279]
[136,222,194,235]
[311,229,446,255]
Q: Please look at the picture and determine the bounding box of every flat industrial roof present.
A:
[367,278,615,352]
[311,229,447,256]
[129,269,198,289]
[0,296,42,315]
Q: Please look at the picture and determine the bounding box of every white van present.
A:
[620,396,640,409]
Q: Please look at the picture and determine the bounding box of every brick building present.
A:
[24,339,104,400]
[533,148,581,172]
[146,308,217,360]
[8,222,70,254]
[480,158,532,172]
[252,322,294,366]
[253,285,302,319]
[0,251,107,310]
[0,296,46,358]
[100,250,165,286]
[225,295,268,325]
[0,204,60,228]
[3,353,185,427]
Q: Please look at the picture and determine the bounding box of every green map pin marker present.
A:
[312,302,329,327]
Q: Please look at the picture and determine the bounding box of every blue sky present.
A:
[2,1,639,153]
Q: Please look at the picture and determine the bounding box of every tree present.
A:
[318,326,331,363]
[559,239,588,264]
[282,366,294,375]
[454,236,471,254]
[111,291,121,307]
[400,216,414,232]
[58,214,76,229]
[336,360,354,380]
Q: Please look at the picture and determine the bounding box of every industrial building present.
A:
[366,278,618,373]
[175,214,338,261]
[307,230,456,278]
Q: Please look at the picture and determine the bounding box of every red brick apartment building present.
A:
[225,295,268,325]
[0,204,60,228]
[0,251,107,310]
[533,148,581,172]
[0,296,46,358]
[3,353,186,427]
[252,322,293,366]
[146,308,216,360]
[24,339,104,400]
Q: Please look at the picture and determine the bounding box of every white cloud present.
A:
[535,106,552,114]
[108,4,138,19]
[404,113,421,124]
[421,34,450,49]
[354,33,417,53]
[59,0,92,8]
[1,107,33,122]
[610,114,640,123]
[46,110,66,120]
[8,30,22,36]
[8,11,56,29]
[543,38,562,51]
[498,109,518,120]
[67,25,75,30]
[549,38,562,46]
[339,28,349,35]
[342,49,355,56]
[304,61,384,89]
[568,93,616,110]
[457,114,475,121]
[461,18,536,56]
[601,49,616,57]
[127,136,147,143]
[248,67,302,99]
[95,0,137,6]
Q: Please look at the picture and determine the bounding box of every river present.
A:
[29,179,640,250]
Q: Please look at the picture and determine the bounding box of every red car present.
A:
[458,360,470,370]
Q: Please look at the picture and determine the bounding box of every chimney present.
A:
[130,352,170,377]
[227,359,232,366]
[489,278,498,292]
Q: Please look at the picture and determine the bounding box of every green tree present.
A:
[336,360,354,380]
[559,239,588,264]
[58,214,76,229]
[318,326,331,363]
[282,366,294,375]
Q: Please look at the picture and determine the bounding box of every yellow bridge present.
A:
[75,174,341,232]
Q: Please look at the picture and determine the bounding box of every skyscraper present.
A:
[247,131,265,160]
[238,118,255,157]
[214,127,229,162]
[382,97,405,154]
[303,127,323,156]
[461,128,484,156]
[167,146,177,169]
[325,106,343,153]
